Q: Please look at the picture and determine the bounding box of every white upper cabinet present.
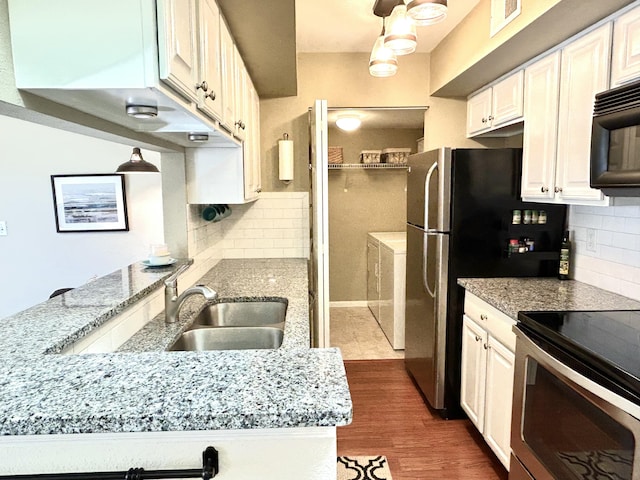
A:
[611,5,640,87]
[220,17,236,132]
[522,24,611,205]
[466,70,524,137]
[157,0,199,103]
[467,88,493,136]
[521,52,561,200]
[555,23,611,204]
[196,0,224,122]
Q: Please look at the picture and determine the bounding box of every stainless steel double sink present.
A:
[168,299,287,352]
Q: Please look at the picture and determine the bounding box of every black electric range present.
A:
[517,310,640,406]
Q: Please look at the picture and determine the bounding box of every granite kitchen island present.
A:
[0,258,352,479]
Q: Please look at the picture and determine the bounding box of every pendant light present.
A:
[407,0,448,26]
[384,0,417,56]
[369,17,398,78]
[116,147,160,174]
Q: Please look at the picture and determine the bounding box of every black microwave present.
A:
[591,79,640,196]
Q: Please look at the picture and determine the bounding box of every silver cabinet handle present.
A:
[206,90,216,101]
[555,186,563,193]
[481,117,487,124]
[480,314,488,321]
[235,120,246,130]
[196,80,209,92]
[483,344,488,350]
[541,186,549,193]
[475,335,482,342]
[255,187,262,193]
[488,115,494,121]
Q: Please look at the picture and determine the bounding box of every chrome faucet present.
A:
[164,264,217,323]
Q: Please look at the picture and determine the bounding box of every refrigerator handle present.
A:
[423,161,438,231]
[422,231,436,298]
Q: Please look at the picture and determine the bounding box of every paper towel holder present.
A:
[279,132,294,184]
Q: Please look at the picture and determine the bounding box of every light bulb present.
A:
[384,3,417,55]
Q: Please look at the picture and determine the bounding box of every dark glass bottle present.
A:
[558,230,571,280]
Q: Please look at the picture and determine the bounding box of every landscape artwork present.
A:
[51,174,129,232]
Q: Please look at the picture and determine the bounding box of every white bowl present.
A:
[148,254,172,266]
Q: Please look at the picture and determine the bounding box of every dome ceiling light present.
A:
[335,114,362,132]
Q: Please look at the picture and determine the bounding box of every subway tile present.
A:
[623,217,640,235]
[274,238,295,248]
[244,248,265,258]
[263,248,285,258]
[282,208,302,219]
[611,232,640,251]
[234,239,255,249]
[263,229,285,239]
[602,215,626,231]
[263,209,285,219]
[614,205,640,218]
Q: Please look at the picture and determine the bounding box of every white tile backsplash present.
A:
[186,193,310,261]
[569,200,640,301]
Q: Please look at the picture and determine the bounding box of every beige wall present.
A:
[260,52,431,192]
[260,52,495,192]
[328,127,422,302]
[430,0,635,97]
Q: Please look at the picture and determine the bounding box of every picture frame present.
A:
[490,0,521,37]
[51,174,129,232]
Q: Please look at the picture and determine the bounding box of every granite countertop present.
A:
[458,277,640,320]
[0,259,352,436]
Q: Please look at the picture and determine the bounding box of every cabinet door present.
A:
[196,0,223,121]
[243,80,261,201]
[484,336,515,470]
[492,70,524,127]
[220,17,235,131]
[466,88,493,136]
[157,0,199,103]
[611,6,640,88]
[556,24,611,204]
[234,50,249,141]
[367,240,380,323]
[460,316,487,431]
[521,52,560,200]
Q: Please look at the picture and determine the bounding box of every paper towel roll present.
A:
[279,135,294,182]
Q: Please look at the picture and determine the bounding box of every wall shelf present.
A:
[328,163,408,170]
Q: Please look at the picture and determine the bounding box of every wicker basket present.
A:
[328,146,343,164]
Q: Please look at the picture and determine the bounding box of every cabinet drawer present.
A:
[464,292,516,352]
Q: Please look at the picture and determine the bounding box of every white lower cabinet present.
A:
[460,292,515,471]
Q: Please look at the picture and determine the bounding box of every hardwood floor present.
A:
[338,359,508,480]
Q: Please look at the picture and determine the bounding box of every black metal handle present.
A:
[0,446,218,480]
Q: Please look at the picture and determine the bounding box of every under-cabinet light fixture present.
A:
[116,147,160,174]
[125,104,158,119]
[188,133,209,142]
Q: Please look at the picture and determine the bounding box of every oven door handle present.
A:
[514,327,640,421]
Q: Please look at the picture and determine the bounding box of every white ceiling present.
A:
[296,0,481,53]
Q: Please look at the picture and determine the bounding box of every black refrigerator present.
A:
[404,147,566,419]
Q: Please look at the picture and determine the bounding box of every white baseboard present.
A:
[329,301,368,308]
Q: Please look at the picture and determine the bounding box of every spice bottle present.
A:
[558,230,571,280]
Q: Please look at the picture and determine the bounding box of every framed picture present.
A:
[51,174,129,232]
[490,0,521,37]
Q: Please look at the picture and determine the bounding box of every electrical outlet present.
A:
[0,221,6,236]
[586,228,597,252]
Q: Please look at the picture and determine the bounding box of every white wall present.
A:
[0,114,164,319]
[569,200,640,301]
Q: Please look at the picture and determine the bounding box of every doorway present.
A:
[323,106,425,360]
